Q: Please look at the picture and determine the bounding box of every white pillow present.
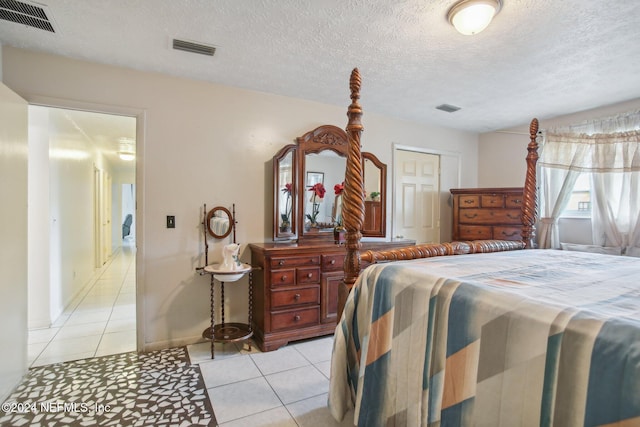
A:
[560,243,622,255]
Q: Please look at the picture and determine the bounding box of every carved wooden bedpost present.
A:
[521,118,539,248]
[339,68,365,316]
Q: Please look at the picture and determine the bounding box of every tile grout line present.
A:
[29,245,137,367]
[202,341,333,426]
[93,249,132,357]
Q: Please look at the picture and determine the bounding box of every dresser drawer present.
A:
[493,209,522,224]
[270,269,295,287]
[270,255,320,269]
[271,306,319,331]
[458,195,479,208]
[458,225,492,240]
[480,195,504,208]
[458,209,521,224]
[505,195,523,208]
[297,267,320,284]
[322,254,344,271]
[494,226,522,240]
[271,286,319,309]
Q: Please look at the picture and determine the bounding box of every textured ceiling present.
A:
[2,0,640,133]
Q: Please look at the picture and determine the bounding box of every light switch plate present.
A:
[167,215,175,228]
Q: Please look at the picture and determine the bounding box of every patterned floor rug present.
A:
[0,347,216,426]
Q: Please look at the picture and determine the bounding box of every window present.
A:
[560,173,591,218]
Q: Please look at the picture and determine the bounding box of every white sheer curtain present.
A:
[539,110,640,254]
[538,136,589,248]
[590,132,640,254]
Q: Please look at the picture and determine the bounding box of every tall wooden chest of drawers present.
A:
[451,187,524,241]
[249,240,414,352]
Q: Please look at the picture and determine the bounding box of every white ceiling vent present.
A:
[0,0,55,32]
[172,39,216,57]
[436,104,461,113]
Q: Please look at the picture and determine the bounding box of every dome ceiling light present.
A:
[118,137,136,161]
[447,0,502,35]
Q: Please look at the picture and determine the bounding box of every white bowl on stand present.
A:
[204,263,252,282]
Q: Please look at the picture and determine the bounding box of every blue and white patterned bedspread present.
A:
[328,249,640,426]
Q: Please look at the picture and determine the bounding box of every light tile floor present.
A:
[27,242,137,367]
[188,336,355,426]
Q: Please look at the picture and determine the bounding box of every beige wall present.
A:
[0,82,28,401]
[27,106,50,329]
[3,47,479,351]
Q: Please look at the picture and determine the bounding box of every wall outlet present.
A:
[167,215,175,228]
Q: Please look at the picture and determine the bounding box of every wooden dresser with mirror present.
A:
[249,124,413,352]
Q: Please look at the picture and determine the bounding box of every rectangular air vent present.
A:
[172,39,216,56]
[436,104,461,113]
[0,0,55,32]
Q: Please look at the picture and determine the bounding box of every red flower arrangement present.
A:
[334,182,344,196]
[309,183,326,200]
[306,183,326,225]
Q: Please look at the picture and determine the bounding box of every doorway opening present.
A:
[27,105,137,367]
[393,145,461,244]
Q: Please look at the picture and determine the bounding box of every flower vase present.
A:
[280,222,291,232]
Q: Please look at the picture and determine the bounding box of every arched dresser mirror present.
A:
[273,125,386,243]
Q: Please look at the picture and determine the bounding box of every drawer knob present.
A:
[307,272,313,278]
[502,231,518,237]
[464,213,478,219]
[280,275,287,281]
[278,260,285,266]
[513,199,522,204]
[294,293,301,300]
[463,200,473,204]
[294,314,301,321]
[330,259,336,265]
[507,213,520,219]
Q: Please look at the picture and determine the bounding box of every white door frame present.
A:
[25,95,146,352]
[94,166,103,268]
[392,144,462,243]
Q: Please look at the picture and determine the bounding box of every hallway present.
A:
[27,244,136,367]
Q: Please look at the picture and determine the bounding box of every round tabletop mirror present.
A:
[206,206,233,239]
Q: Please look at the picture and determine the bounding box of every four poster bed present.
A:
[328,69,640,426]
